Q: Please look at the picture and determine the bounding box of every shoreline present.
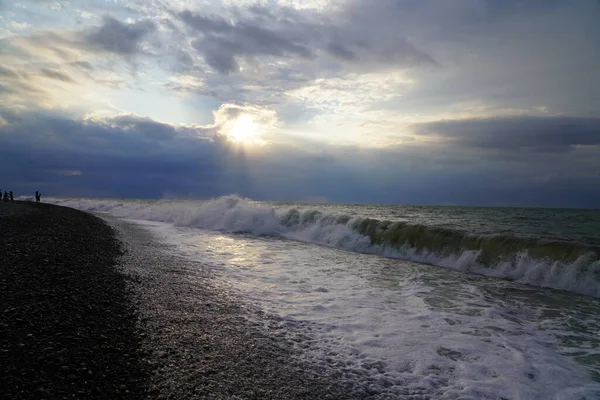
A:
[1,202,370,399]
[105,215,370,399]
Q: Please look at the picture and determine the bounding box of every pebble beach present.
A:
[0,202,365,399]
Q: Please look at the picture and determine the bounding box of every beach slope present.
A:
[0,202,149,399]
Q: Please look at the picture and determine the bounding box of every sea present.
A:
[47,195,600,399]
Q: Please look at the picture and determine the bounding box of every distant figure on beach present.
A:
[35,191,41,203]
[3,191,8,202]
[9,191,13,201]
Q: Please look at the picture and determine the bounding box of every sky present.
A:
[0,0,599,207]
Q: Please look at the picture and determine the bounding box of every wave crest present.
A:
[48,195,600,298]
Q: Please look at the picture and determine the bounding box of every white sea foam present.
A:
[133,221,600,399]
[46,195,600,298]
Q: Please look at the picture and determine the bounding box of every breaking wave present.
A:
[48,195,600,298]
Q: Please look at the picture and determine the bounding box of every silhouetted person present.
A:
[3,191,8,202]
[9,191,13,201]
[35,191,41,203]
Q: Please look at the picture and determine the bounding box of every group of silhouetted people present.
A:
[0,190,42,202]
[1,190,14,202]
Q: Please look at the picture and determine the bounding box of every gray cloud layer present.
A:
[1,110,599,207]
[414,117,600,153]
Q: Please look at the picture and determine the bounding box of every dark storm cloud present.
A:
[0,110,599,207]
[1,111,212,154]
[109,114,178,140]
[40,68,75,82]
[0,110,227,198]
[83,15,156,55]
[0,110,359,200]
[414,116,600,153]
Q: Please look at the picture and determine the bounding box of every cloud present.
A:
[8,31,80,62]
[0,63,54,108]
[175,5,435,75]
[1,0,600,207]
[107,114,180,140]
[3,15,157,64]
[0,108,280,198]
[83,15,156,55]
[0,15,161,111]
[40,67,75,82]
[198,48,240,75]
[413,116,600,153]
[8,21,31,31]
[177,11,232,35]
[1,108,599,207]
[180,10,314,74]
[0,61,73,109]
[71,61,94,70]
[24,0,68,10]
[155,2,439,116]
[0,111,218,195]
[0,64,19,79]
[326,42,355,61]
[0,83,13,94]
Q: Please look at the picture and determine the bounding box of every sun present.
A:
[226,115,259,144]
